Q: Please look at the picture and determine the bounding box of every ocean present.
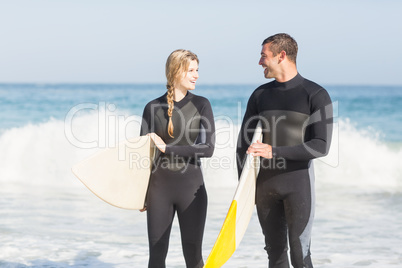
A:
[0,83,401,267]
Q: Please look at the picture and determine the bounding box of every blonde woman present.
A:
[140,49,215,268]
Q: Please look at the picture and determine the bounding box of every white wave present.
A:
[0,109,141,190]
[315,118,402,193]
[0,114,401,193]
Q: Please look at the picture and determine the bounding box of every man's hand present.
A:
[247,140,273,159]
[147,133,166,153]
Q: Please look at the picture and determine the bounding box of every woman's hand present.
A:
[247,140,273,159]
[147,133,166,153]
[139,206,147,212]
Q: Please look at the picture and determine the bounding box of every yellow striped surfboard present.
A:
[204,121,263,267]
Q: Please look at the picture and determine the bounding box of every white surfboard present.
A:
[72,136,155,210]
[204,121,262,268]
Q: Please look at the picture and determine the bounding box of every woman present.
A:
[140,49,215,268]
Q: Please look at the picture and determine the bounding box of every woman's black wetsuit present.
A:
[236,74,333,268]
[140,91,215,268]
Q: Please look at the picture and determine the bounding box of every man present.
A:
[236,33,333,268]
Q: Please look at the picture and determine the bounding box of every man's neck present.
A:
[275,68,298,83]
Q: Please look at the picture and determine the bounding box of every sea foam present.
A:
[0,112,401,193]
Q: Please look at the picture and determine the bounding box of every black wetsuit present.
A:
[141,91,215,268]
[236,74,333,268]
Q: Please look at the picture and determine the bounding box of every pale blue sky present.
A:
[1,0,401,85]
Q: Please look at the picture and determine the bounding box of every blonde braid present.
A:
[165,49,199,138]
[167,84,174,138]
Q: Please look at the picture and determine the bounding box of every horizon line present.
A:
[1,81,402,88]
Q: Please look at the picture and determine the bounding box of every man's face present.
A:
[259,43,280,79]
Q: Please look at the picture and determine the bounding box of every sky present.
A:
[0,0,401,86]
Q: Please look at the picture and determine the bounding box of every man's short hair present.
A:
[262,33,298,64]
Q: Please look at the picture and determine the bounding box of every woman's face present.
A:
[177,60,199,91]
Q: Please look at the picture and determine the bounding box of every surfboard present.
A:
[72,135,155,210]
[204,121,263,268]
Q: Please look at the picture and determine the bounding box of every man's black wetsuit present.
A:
[141,91,215,268]
[236,73,333,268]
